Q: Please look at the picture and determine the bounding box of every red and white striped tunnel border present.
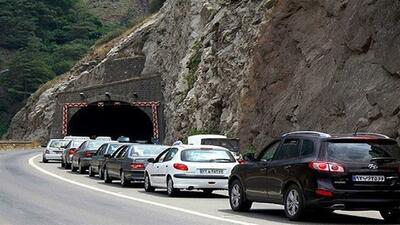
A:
[62,101,160,139]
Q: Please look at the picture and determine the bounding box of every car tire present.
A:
[42,156,48,163]
[104,169,112,183]
[88,166,95,177]
[144,173,155,192]
[65,162,71,169]
[380,208,400,224]
[167,177,179,197]
[78,162,85,174]
[120,171,129,187]
[284,184,305,221]
[99,167,104,180]
[229,179,252,212]
[61,160,65,168]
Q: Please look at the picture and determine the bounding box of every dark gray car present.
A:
[89,142,123,178]
[103,144,168,187]
[71,140,108,174]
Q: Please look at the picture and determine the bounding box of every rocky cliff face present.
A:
[241,0,400,149]
[8,0,400,151]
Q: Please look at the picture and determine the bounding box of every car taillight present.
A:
[309,161,345,173]
[173,163,188,171]
[131,163,145,170]
[315,188,333,197]
[68,148,76,155]
[45,150,50,154]
[84,152,93,157]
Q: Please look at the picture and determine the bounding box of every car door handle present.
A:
[284,165,292,169]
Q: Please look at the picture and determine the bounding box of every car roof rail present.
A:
[282,131,331,138]
[353,132,390,139]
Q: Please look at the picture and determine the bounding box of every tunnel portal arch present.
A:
[63,101,159,142]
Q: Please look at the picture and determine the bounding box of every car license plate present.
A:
[352,175,385,182]
[199,169,224,174]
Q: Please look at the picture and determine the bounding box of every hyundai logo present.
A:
[368,164,378,169]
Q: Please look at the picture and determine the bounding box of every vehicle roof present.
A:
[174,144,230,151]
[281,131,394,141]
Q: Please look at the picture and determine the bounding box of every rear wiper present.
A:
[370,157,397,162]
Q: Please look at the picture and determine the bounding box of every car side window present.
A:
[259,141,280,162]
[97,145,105,156]
[116,147,127,159]
[112,146,124,158]
[163,148,178,162]
[301,139,314,156]
[273,139,300,161]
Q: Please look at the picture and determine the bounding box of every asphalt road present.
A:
[0,150,388,225]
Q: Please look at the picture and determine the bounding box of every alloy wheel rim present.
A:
[286,189,300,216]
[231,184,241,208]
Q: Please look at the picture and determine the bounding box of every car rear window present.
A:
[327,139,400,163]
[130,145,167,157]
[181,149,236,163]
[87,141,105,150]
[49,140,69,148]
[107,144,122,154]
[71,140,84,148]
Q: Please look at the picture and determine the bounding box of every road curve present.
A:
[0,150,386,225]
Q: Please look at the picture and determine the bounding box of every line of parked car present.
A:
[42,131,400,223]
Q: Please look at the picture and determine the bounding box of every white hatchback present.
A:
[144,145,238,196]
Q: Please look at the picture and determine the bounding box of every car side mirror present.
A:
[147,158,155,163]
[243,153,255,161]
[104,154,111,158]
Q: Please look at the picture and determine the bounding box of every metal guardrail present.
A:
[0,140,40,150]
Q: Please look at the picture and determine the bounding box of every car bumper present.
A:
[80,158,92,168]
[125,171,145,182]
[306,189,400,210]
[172,174,229,190]
[43,153,62,161]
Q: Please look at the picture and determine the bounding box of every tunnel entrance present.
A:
[67,101,153,142]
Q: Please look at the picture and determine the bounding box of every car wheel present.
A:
[71,162,77,172]
[104,169,112,183]
[144,173,155,192]
[99,167,104,180]
[78,162,85,174]
[42,156,48,163]
[61,160,65,168]
[229,179,252,212]
[380,208,400,224]
[284,185,305,221]
[88,166,95,177]
[65,162,71,169]
[167,177,179,197]
[120,171,129,187]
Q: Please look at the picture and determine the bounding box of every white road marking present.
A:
[29,154,257,225]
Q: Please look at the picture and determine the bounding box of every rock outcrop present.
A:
[7,0,400,152]
[241,0,400,149]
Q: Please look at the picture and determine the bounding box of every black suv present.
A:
[228,131,400,223]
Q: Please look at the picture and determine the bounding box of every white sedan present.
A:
[144,144,238,196]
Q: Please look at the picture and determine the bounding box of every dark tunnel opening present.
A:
[67,102,153,142]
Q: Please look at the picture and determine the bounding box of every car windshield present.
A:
[49,140,69,148]
[181,149,236,163]
[327,139,400,163]
[107,144,123,155]
[87,141,106,150]
[130,145,168,157]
